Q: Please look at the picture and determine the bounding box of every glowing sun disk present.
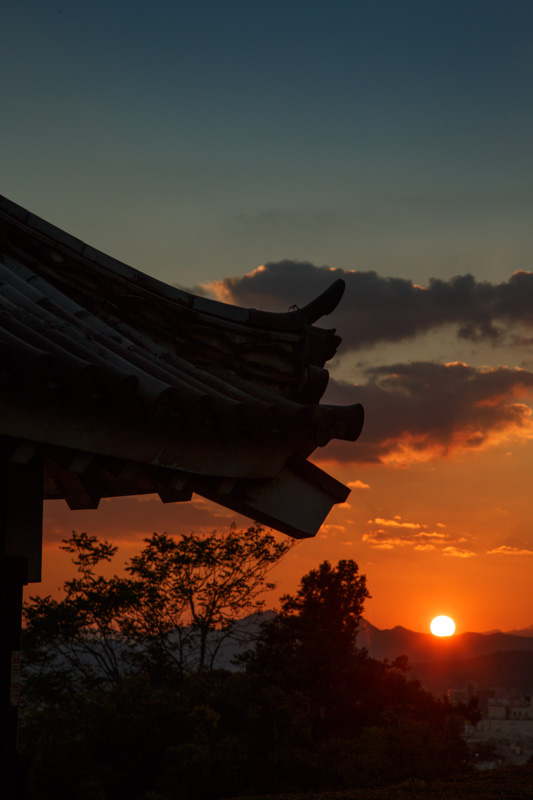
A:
[430,615,455,637]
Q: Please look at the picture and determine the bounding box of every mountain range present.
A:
[358,619,533,695]
[485,624,533,637]
[32,611,533,694]
[358,619,533,663]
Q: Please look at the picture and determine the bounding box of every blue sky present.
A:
[5,1,533,629]
[3,1,533,286]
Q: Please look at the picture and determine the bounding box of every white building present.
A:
[476,697,533,737]
[465,695,533,767]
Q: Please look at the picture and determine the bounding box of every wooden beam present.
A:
[0,390,291,479]
[47,446,94,474]
[45,458,101,510]
[8,440,41,465]
[197,457,349,540]
[146,466,193,504]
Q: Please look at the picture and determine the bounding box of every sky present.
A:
[4,1,533,634]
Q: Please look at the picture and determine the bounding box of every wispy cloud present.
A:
[43,495,249,546]
[362,515,474,556]
[362,532,403,549]
[320,524,346,535]
[347,479,371,489]
[442,546,477,558]
[372,517,421,529]
[487,545,533,556]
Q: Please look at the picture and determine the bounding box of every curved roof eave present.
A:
[0,194,364,545]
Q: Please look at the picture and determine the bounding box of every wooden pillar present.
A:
[0,556,28,798]
[0,457,43,799]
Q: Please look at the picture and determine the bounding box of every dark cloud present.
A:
[196,263,533,465]
[323,361,533,464]
[200,261,533,350]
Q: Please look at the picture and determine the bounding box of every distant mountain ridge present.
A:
[482,624,533,637]
[503,624,533,638]
[358,619,533,663]
[357,619,533,694]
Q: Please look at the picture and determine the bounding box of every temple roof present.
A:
[0,194,363,548]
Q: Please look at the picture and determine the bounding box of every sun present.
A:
[430,615,456,637]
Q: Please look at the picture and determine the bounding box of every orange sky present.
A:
[7,2,533,638]
[31,425,533,635]
[27,265,533,636]
[27,262,533,636]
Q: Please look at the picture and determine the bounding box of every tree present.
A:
[22,523,292,698]
[282,558,370,655]
[243,558,472,771]
[21,553,475,798]
[244,559,370,713]
[23,532,139,695]
[124,522,292,674]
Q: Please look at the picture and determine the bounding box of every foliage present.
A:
[23,532,139,695]
[20,552,476,800]
[243,559,369,674]
[243,559,372,733]
[242,559,471,783]
[124,521,291,674]
[22,523,291,698]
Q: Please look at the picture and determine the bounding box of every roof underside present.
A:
[0,194,363,549]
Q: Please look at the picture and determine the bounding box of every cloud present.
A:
[198,261,533,351]
[362,515,476,556]
[195,262,533,467]
[347,480,371,489]
[324,361,533,464]
[416,531,447,539]
[362,530,457,553]
[363,519,446,551]
[362,531,403,549]
[487,545,533,556]
[442,546,477,558]
[372,517,421,529]
[320,524,347,535]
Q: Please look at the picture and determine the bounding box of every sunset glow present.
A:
[6,1,533,636]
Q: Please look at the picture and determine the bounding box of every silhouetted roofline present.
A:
[0,194,363,562]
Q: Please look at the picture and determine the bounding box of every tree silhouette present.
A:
[21,552,475,799]
[124,522,291,674]
[244,559,370,714]
[23,523,291,698]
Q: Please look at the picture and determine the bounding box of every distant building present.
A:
[465,694,533,767]
[476,697,533,736]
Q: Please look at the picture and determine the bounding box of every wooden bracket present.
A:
[45,458,101,510]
